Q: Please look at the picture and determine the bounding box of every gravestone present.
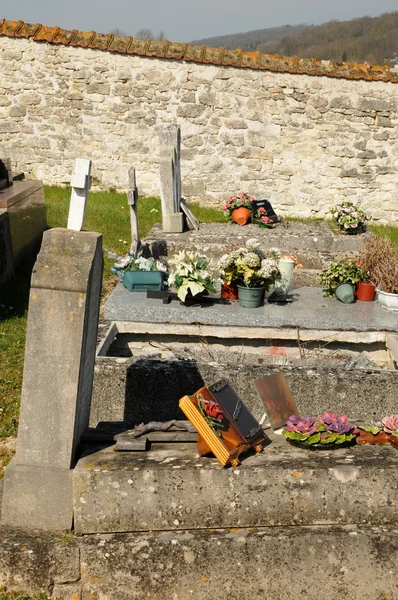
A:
[0,179,47,285]
[0,157,12,190]
[1,228,103,531]
[67,158,92,231]
[127,168,141,255]
[158,124,184,233]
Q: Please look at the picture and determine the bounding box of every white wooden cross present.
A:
[67,158,92,231]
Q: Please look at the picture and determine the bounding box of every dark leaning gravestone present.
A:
[1,228,103,531]
[0,176,47,285]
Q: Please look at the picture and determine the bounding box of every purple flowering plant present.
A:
[283,412,359,446]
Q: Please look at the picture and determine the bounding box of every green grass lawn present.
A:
[0,590,49,600]
[369,224,398,246]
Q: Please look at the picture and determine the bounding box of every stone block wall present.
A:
[0,36,398,220]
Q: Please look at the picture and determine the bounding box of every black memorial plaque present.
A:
[250,199,278,223]
[209,379,264,443]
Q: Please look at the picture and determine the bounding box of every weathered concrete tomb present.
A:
[1,19,398,221]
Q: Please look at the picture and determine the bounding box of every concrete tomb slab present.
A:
[1,228,103,531]
[73,433,398,534]
[104,283,398,333]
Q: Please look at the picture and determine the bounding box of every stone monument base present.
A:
[1,462,73,532]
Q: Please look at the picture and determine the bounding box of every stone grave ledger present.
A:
[0,180,47,284]
[1,228,103,532]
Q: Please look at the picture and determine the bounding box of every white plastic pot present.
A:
[376,289,398,312]
[274,258,295,294]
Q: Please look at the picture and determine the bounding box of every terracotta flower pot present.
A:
[356,281,376,302]
[221,282,239,300]
[356,430,390,445]
[231,207,251,226]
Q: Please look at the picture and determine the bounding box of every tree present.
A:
[111,28,128,36]
[135,28,154,40]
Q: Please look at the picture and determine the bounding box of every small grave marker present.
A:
[67,158,92,231]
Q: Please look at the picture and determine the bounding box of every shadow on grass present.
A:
[0,256,36,440]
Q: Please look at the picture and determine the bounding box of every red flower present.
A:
[204,401,223,421]
[259,207,266,214]
[261,215,272,224]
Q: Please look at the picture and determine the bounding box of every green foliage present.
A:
[358,424,383,435]
[0,590,49,600]
[258,12,398,65]
[191,23,310,51]
[194,11,398,66]
[318,259,368,297]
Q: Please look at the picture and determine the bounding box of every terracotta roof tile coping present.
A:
[1,18,398,83]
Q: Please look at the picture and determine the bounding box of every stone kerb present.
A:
[1,227,103,531]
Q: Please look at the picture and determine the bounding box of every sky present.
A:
[2,0,398,43]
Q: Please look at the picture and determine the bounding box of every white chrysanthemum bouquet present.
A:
[218,239,281,289]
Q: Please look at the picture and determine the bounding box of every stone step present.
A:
[91,358,398,428]
[146,221,370,269]
[73,434,398,535]
[1,524,397,599]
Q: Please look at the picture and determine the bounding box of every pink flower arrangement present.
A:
[283,412,359,446]
[382,415,398,436]
[223,192,255,221]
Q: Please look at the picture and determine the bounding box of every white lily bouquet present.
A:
[168,250,217,302]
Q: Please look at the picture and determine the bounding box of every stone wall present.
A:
[1,36,398,220]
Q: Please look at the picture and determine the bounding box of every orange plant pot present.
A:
[231,207,251,226]
[357,281,376,301]
[221,282,239,300]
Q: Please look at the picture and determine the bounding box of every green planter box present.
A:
[123,270,164,292]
